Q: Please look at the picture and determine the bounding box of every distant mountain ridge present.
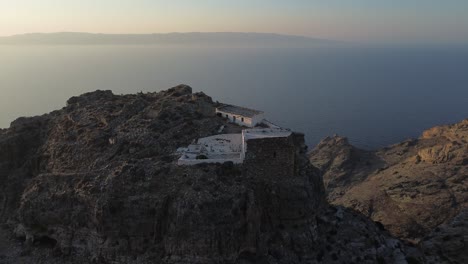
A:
[0,32,340,47]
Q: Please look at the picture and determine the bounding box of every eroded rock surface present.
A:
[421,209,468,264]
[1,85,422,263]
[310,119,468,258]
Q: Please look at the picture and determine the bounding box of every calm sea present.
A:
[1,45,467,149]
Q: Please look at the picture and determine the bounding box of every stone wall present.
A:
[177,157,243,165]
[243,135,297,179]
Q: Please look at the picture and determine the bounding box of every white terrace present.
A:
[178,134,244,165]
[177,104,292,165]
[177,128,291,165]
[242,128,292,140]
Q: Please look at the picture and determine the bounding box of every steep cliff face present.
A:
[309,120,467,261]
[0,115,52,223]
[0,85,421,263]
[307,136,384,201]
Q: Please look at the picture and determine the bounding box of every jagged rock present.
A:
[0,85,423,263]
[308,136,385,201]
[421,209,468,264]
[309,119,468,257]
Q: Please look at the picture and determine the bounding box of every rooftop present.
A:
[242,128,292,140]
[216,104,264,118]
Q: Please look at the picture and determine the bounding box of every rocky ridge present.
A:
[309,119,467,263]
[1,85,422,263]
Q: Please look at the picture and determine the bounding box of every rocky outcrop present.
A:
[0,115,52,223]
[308,136,385,201]
[1,85,422,263]
[421,209,468,264]
[309,120,468,243]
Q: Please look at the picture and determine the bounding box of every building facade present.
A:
[177,104,296,166]
[177,128,292,166]
[216,105,265,127]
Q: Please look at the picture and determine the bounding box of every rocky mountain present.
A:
[0,85,422,263]
[309,119,467,263]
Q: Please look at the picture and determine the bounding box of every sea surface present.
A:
[1,45,467,149]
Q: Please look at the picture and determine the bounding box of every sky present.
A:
[1,0,468,43]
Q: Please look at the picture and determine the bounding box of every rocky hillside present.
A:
[309,120,467,262]
[421,208,468,264]
[1,85,423,263]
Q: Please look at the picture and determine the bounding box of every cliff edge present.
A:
[310,119,468,263]
[1,85,421,263]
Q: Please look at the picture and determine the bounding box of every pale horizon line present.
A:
[0,31,337,40]
[2,31,467,46]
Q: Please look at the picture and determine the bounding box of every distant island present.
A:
[0,32,340,47]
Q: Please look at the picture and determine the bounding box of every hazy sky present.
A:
[1,0,468,43]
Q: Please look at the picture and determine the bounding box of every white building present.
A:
[177,128,291,165]
[240,128,292,159]
[177,104,292,166]
[216,104,265,128]
[178,134,244,165]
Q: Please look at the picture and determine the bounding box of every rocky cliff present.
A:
[309,119,467,263]
[1,85,422,263]
[421,208,468,264]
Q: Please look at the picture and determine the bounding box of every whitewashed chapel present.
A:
[215,104,265,128]
[178,104,291,165]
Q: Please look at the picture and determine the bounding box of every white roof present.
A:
[216,104,264,118]
[242,128,292,140]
